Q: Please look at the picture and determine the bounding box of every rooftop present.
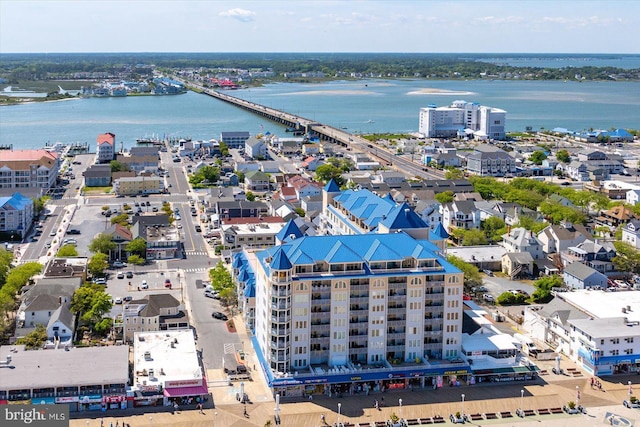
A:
[0,345,129,390]
[559,290,640,323]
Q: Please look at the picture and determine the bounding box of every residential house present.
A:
[301,142,320,156]
[220,131,250,149]
[626,189,640,206]
[218,172,239,187]
[245,136,267,159]
[622,219,640,250]
[0,192,34,238]
[129,146,160,157]
[577,150,607,162]
[122,294,188,341]
[215,200,269,221]
[299,156,323,172]
[115,153,160,173]
[596,205,637,228]
[244,170,270,191]
[96,132,116,163]
[465,146,516,177]
[504,206,544,227]
[561,239,616,274]
[104,223,133,261]
[440,200,481,233]
[0,149,59,191]
[371,171,406,187]
[563,262,608,289]
[43,258,88,281]
[221,219,286,249]
[46,303,74,345]
[287,175,323,200]
[501,227,544,260]
[83,164,112,187]
[430,152,461,168]
[537,222,592,254]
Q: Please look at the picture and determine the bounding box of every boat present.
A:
[366,120,375,124]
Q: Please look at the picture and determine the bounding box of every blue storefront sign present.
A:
[32,397,56,405]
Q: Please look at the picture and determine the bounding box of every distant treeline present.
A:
[0,52,638,82]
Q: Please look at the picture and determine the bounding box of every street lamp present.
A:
[461,394,465,418]
[214,412,218,426]
[149,416,153,427]
[629,381,633,400]
[520,389,524,415]
[338,402,342,425]
[399,398,403,420]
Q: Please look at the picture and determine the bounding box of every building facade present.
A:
[246,233,464,395]
[0,150,59,190]
[96,132,116,164]
[0,192,34,238]
[114,177,164,196]
[419,100,506,140]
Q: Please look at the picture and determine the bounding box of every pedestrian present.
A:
[174,402,179,413]
[309,394,313,401]
[590,377,594,388]
[198,403,204,414]
[243,405,248,417]
[321,413,325,424]
[100,419,104,427]
[115,422,119,427]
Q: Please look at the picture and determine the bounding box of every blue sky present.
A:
[1,0,637,53]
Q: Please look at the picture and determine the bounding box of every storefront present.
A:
[471,366,538,383]
[55,396,79,412]
[79,395,102,412]
[162,379,209,407]
[128,385,163,408]
[102,395,127,410]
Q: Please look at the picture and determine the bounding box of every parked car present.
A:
[164,278,172,288]
[212,311,228,321]
[114,297,123,304]
[126,271,134,278]
[62,238,77,246]
[483,269,493,276]
[123,296,133,302]
[66,229,81,235]
[140,280,148,289]
[117,271,124,279]
[93,278,107,285]
[195,225,202,232]
[204,289,219,299]
[113,261,127,268]
[483,294,494,302]
[624,399,640,408]
[472,286,488,293]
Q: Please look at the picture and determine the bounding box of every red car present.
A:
[164,278,172,289]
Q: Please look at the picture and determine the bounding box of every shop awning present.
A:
[163,384,209,397]
[472,365,537,375]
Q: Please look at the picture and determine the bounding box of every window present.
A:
[611,338,620,344]
[610,350,619,356]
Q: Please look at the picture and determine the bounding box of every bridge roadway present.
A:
[187,81,445,180]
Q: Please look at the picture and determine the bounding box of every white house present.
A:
[622,219,640,250]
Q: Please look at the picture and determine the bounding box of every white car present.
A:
[177,223,182,229]
[93,278,107,285]
[140,280,148,289]
[114,297,123,304]
[62,238,77,246]
[113,261,127,268]
[483,294,494,302]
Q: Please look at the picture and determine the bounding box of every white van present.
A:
[513,333,538,355]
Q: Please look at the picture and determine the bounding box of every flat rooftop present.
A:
[0,345,129,390]
[558,289,640,322]
[133,330,201,388]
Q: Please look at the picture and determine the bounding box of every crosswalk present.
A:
[224,343,236,354]
[185,251,208,256]
[182,267,209,273]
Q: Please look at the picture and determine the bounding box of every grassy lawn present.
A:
[7,80,96,92]
[82,186,113,194]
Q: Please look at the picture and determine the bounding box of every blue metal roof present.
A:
[324,178,340,192]
[276,219,303,243]
[0,192,32,211]
[270,247,293,270]
[379,202,428,230]
[334,189,396,229]
[431,222,450,240]
[243,279,256,297]
[257,233,460,275]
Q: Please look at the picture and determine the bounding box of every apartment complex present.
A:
[465,146,517,177]
[0,149,59,190]
[113,176,164,196]
[419,100,506,140]
[0,192,34,237]
[96,132,116,164]
[244,232,464,395]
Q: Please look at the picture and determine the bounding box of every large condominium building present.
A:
[419,100,506,140]
[0,192,34,238]
[241,232,465,396]
[96,132,116,164]
[0,149,59,190]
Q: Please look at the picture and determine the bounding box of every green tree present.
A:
[93,317,113,336]
[529,150,548,165]
[15,324,47,349]
[315,164,345,186]
[109,160,129,172]
[127,254,145,266]
[88,252,109,277]
[0,248,14,287]
[556,149,571,163]
[497,292,516,305]
[31,196,50,215]
[461,228,488,246]
[219,287,238,311]
[481,216,507,242]
[294,207,306,217]
[89,233,116,254]
[236,170,245,183]
[613,241,640,275]
[209,261,234,292]
[125,237,147,258]
[445,168,464,180]
[189,165,221,186]
[70,284,113,336]
[110,213,130,227]
[446,255,482,288]
[57,244,79,257]
[219,141,229,156]
[245,191,256,202]
[435,191,454,204]
[531,275,563,303]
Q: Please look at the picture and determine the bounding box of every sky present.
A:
[0,0,638,54]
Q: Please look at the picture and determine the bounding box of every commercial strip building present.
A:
[130,330,208,408]
[524,289,640,376]
[0,345,129,412]
[113,176,164,196]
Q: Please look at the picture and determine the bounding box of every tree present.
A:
[0,248,14,287]
[245,191,256,202]
[110,213,130,227]
[89,233,116,254]
[556,149,571,163]
[57,244,79,257]
[315,164,345,186]
[209,261,234,292]
[88,252,109,277]
[125,238,147,258]
[31,196,50,215]
[445,168,464,180]
[189,165,221,186]
[435,191,454,204]
[461,228,488,246]
[481,216,507,242]
[127,254,145,266]
[529,150,547,165]
[109,160,129,172]
[446,255,482,288]
[613,241,640,275]
[219,141,229,157]
[531,275,563,303]
[294,207,306,217]
[219,287,238,311]
[70,284,113,337]
[15,324,47,349]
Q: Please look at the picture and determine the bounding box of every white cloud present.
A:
[219,8,256,22]
[475,16,525,25]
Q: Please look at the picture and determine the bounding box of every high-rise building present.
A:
[419,100,506,140]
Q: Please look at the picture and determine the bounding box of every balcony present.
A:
[271,288,290,297]
[310,319,330,326]
[271,315,291,324]
[271,341,290,349]
[271,327,291,336]
[271,301,291,310]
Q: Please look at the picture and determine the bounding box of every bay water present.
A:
[0,79,638,150]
